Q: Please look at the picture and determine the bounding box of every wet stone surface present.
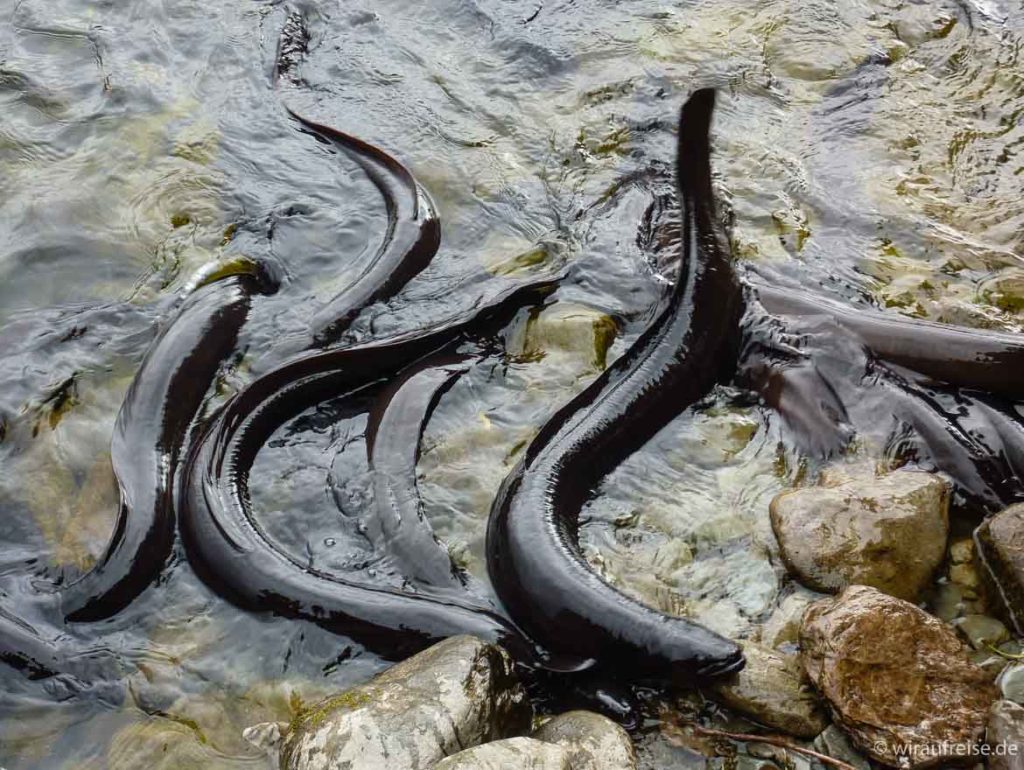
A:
[800,585,998,769]
[770,470,950,601]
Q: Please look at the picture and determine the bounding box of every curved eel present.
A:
[486,90,746,681]
[59,270,273,622]
[275,13,441,349]
[754,282,1024,399]
[365,358,474,589]
[181,278,562,659]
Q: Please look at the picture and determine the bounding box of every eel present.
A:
[181,277,564,660]
[754,282,1024,399]
[274,13,441,350]
[59,269,274,622]
[486,90,746,681]
[365,358,474,589]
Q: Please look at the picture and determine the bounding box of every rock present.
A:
[812,725,871,770]
[515,302,618,373]
[975,504,1024,635]
[954,614,1009,651]
[800,585,999,768]
[928,582,965,622]
[950,562,982,596]
[432,737,572,770]
[758,590,816,650]
[950,538,975,565]
[532,710,637,770]
[278,636,531,770]
[770,470,950,601]
[987,700,1024,770]
[710,641,828,738]
[999,664,1024,705]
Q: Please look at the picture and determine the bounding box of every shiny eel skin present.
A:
[274,13,441,349]
[59,269,275,622]
[365,358,474,590]
[180,277,564,660]
[753,282,1024,400]
[486,90,746,681]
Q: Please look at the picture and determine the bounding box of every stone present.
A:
[812,725,871,770]
[975,504,1024,635]
[950,538,974,564]
[954,614,1009,651]
[277,636,531,770]
[928,582,965,622]
[758,590,816,650]
[987,700,1024,770]
[515,303,618,373]
[800,585,999,769]
[710,641,828,738]
[770,470,950,601]
[999,664,1024,705]
[432,737,572,770]
[950,562,982,594]
[532,710,637,770]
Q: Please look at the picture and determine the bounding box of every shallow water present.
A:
[1,0,1023,766]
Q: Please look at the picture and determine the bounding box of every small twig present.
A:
[985,641,1024,660]
[680,724,859,770]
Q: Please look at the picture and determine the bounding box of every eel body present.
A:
[59,271,271,622]
[754,282,1024,399]
[486,90,746,681]
[275,13,441,350]
[181,279,560,658]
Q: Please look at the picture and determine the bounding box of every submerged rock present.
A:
[709,641,827,738]
[532,710,637,770]
[987,700,1024,770]
[433,737,571,769]
[800,585,998,768]
[770,470,949,601]
[756,589,817,650]
[276,636,530,770]
[975,503,1024,634]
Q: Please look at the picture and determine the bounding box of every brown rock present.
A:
[987,700,1024,770]
[800,585,998,769]
[770,471,949,601]
[975,504,1024,635]
[710,641,828,738]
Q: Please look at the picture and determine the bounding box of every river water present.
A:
[1,0,1022,767]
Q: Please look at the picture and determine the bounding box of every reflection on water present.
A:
[1,0,1023,766]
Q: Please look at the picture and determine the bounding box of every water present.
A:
[1,0,1023,766]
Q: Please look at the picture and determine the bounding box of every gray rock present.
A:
[770,470,949,602]
[800,585,998,769]
[975,504,1024,634]
[954,614,1009,651]
[758,590,816,650]
[432,737,572,770]
[812,725,871,770]
[532,710,637,770]
[277,636,531,770]
[999,664,1024,705]
[987,700,1024,770]
[710,641,828,738]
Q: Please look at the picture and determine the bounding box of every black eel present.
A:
[365,357,474,589]
[274,13,441,350]
[181,278,564,659]
[58,269,275,622]
[754,282,1024,399]
[486,90,746,681]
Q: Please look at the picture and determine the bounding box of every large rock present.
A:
[975,503,1024,634]
[987,700,1024,770]
[770,470,949,601]
[275,636,531,770]
[800,585,998,769]
[532,710,637,770]
[710,641,827,738]
[432,737,571,769]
